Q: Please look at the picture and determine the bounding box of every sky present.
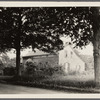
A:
[60,37,93,56]
[7,37,93,59]
[77,44,93,55]
[7,48,32,59]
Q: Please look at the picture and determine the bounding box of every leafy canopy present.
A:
[0,7,63,53]
[35,7,98,47]
[0,7,99,53]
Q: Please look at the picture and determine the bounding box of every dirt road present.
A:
[0,83,68,94]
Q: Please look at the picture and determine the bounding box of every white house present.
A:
[22,45,86,74]
[59,45,86,74]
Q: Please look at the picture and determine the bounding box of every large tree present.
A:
[33,7,100,87]
[0,7,63,76]
[1,7,100,87]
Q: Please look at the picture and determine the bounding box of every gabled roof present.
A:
[78,54,93,64]
[23,49,52,58]
[22,46,93,64]
[74,49,93,64]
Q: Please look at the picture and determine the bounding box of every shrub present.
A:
[3,67,16,76]
[23,60,37,76]
[68,70,77,75]
[40,65,65,76]
[23,59,65,80]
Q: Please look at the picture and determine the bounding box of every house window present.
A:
[71,51,73,58]
[65,51,67,57]
[76,65,81,71]
[71,51,73,55]
[78,65,81,70]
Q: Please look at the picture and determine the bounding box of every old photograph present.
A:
[0,2,99,95]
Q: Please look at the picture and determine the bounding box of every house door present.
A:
[65,63,70,73]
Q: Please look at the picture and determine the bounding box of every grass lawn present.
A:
[0,70,98,93]
[40,71,95,88]
[0,70,96,92]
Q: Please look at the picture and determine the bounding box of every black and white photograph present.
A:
[0,1,99,97]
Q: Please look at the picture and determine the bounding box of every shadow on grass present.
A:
[0,75,98,93]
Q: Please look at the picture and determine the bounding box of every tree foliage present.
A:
[36,7,95,48]
[0,7,63,53]
[0,7,64,75]
[33,7,100,48]
[0,7,98,52]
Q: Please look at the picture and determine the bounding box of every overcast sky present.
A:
[78,44,93,55]
[60,37,93,55]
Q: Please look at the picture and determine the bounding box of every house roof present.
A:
[74,49,93,63]
[22,49,51,58]
[23,46,93,65]
[79,54,93,64]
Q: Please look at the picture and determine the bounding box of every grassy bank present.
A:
[0,70,97,93]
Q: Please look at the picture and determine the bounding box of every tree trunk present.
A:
[16,46,21,76]
[15,31,21,77]
[93,28,100,87]
[15,13,22,77]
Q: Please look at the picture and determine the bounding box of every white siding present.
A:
[59,46,85,73]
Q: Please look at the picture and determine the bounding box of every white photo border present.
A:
[0,1,99,98]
